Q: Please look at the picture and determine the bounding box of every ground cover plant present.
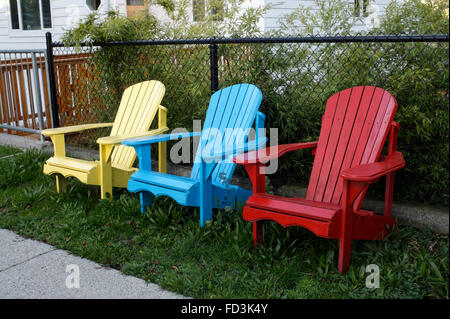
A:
[0,145,448,298]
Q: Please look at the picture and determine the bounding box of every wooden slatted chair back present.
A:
[190,84,263,183]
[110,80,166,168]
[306,86,398,208]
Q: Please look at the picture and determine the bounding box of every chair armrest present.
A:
[202,137,268,162]
[122,131,201,147]
[340,151,405,183]
[41,123,114,136]
[97,127,169,146]
[233,141,318,165]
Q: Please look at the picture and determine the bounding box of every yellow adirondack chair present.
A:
[42,80,169,200]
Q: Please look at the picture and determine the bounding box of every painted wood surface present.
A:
[123,83,266,226]
[0,55,53,133]
[234,86,405,273]
[42,80,168,200]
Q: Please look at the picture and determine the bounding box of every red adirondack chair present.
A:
[233,86,405,273]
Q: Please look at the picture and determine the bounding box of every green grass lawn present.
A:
[0,145,21,158]
[0,145,448,298]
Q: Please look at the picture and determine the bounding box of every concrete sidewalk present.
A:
[0,229,187,299]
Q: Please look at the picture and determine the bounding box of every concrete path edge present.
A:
[0,229,187,299]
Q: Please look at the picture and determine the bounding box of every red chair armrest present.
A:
[341,151,405,183]
[233,141,318,165]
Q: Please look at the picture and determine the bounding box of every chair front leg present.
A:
[384,172,396,218]
[50,134,67,193]
[244,163,266,194]
[158,106,168,173]
[338,179,353,273]
[244,163,266,246]
[384,122,400,218]
[100,144,114,201]
[50,134,66,157]
[200,159,213,227]
[338,179,367,273]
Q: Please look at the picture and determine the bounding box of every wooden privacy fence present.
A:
[0,50,52,137]
[52,53,94,127]
[0,50,95,137]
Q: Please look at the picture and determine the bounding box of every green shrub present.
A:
[60,0,449,205]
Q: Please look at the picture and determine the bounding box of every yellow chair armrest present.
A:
[41,123,114,136]
[96,127,169,146]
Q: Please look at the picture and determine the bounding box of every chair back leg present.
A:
[56,174,67,193]
[158,141,167,173]
[100,183,112,200]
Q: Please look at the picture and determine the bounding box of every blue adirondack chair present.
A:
[122,83,267,226]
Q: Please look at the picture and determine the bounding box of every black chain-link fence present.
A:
[47,34,449,205]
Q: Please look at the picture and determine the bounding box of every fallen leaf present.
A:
[172,265,180,272]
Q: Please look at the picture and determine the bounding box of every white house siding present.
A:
[264,0,394,34]
[0,0,128,50]
[0,0,397,51]
[148,0,265,32]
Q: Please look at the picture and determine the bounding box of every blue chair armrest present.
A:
[201,137,268,162]
[122,131,201,147]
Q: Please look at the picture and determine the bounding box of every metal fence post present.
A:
[31,53,45,141]
[0,53,6,131]
[45,32,59,127]
[209,38,219,94]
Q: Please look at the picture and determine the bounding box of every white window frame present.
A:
[86,0,103,11]
[354,0,370,18]
[9,0,53,32]
[127,0,144,5]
